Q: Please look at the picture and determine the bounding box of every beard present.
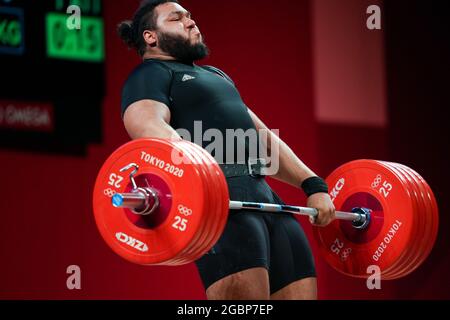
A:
[157,30,209,63]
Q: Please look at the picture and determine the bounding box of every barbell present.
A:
[92,138,439,279]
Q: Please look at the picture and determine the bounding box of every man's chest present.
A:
[168,68,241,110]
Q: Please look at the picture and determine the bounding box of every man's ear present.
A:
[143,30,157,47]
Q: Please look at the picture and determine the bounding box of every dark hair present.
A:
[118,0,179,56]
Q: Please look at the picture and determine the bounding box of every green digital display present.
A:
[46,12,104,62]
[0,17,21,46]
[0,7,25,55]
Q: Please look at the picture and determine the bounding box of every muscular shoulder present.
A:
[126,60,173,83]
[121,60,174,118]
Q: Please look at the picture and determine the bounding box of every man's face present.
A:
[153,2,208,62]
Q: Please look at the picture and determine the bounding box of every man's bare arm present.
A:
[123,99,182,140]
[248,109,335,226]
[248,109,316,188]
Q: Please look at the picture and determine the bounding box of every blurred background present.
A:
[0,0,449,299]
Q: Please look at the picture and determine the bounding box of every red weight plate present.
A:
[372,162,414,279]
[398,164,439,275]
[93,138,206,265]
[180,141,224,260]
[166,140,221,265]
[187,141,230,260]
[166,140,228,265]
[379,162,424,280]
[382,163,424,279]
[165,140,216,265]
[313,160,416,278]
[174,140,230,263]
[388,163,432,279]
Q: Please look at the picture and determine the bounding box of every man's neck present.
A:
[142,53,195,66]
[143,52,176,61]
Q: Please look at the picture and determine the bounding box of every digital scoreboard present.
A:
[46,13,104,62]
[0,0,105,155]
[0,6,25,55]
[46,0,104,62]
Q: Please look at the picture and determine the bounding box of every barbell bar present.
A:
[112,185,371,227]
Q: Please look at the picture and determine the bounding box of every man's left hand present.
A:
[306,193,336,227]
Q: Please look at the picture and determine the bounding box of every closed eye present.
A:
[168,11,192,22]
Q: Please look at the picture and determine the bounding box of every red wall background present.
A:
[0,0,448,299]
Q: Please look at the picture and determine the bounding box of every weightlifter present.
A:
[118,0,336,300]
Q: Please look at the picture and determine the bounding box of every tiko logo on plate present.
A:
[115,232,149,252]
[330,178,345,202]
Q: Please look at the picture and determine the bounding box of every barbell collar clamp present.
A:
[112,188,159,216]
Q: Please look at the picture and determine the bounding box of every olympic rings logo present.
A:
[371,175,382,189]
[340,248,352,262]
[178,205,193,217]
[104,188,117,198]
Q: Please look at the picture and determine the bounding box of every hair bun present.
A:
[117,20,136,48]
